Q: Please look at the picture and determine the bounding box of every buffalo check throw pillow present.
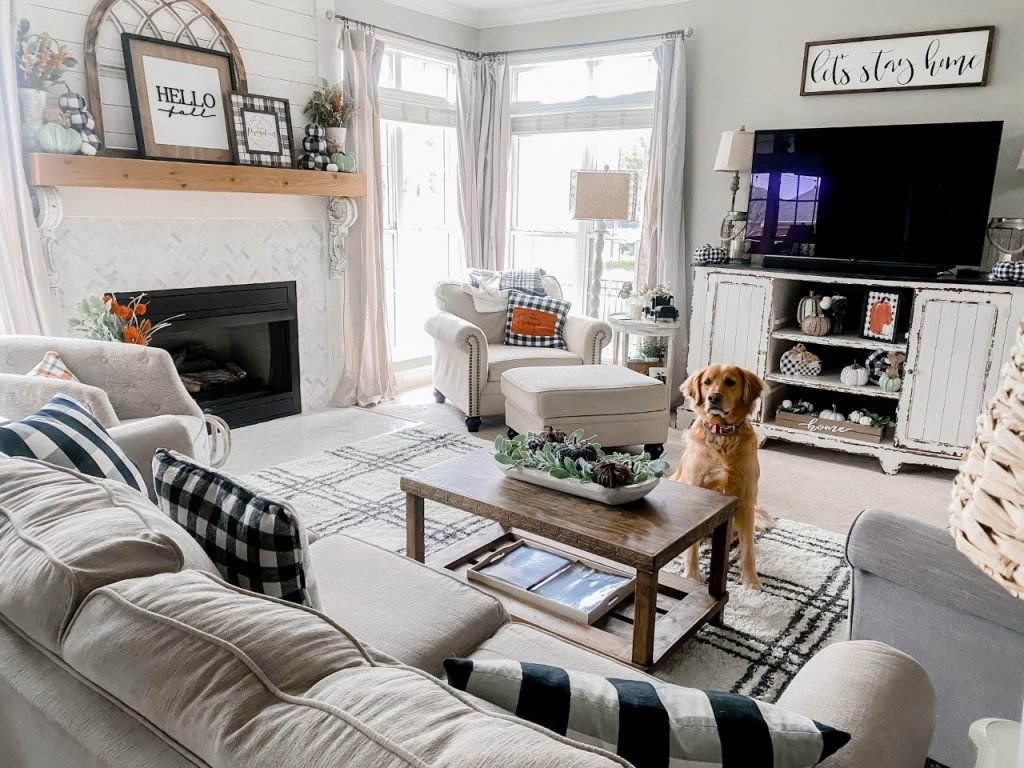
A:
[0,394,144,491]
[505,292,570,349]
[152,449,321,608]
[444,659,850,768]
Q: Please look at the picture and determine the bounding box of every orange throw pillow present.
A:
[504,292,570,349]
[510,307,558,337]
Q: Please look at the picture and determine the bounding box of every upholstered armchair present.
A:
[0,336,220,489]
[425,277,611,431]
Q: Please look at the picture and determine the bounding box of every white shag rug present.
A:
[242,424,850,702]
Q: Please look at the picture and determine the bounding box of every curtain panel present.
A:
[637,36,687,391]
[333,26,397,407]
[0,4,53,335]
[455,54,512,273]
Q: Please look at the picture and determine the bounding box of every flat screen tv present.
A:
[746,121,1002,276]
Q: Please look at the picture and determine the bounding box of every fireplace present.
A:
[116,282,302,428]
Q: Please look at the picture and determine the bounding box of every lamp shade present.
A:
[570,170,638,222]
[713,129,755,173]
[950,320,1024,600]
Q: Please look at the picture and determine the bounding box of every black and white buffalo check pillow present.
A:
[499,268,547,296]
[504,291,570,349]
[444,659,850,768]
[0,394,144,492]
[152,449,320,608]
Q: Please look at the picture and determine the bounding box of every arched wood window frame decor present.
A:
[84,0,248,154]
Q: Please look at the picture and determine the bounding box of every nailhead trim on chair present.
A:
[589,330,609,365]
[466,335,482,417]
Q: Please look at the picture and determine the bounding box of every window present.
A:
[748,172,822,253]
[509,49,655,318]
[376,43,461,364]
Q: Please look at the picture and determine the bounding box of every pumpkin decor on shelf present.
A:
[779,343,822,376]
[840,361,870,387]
[797,291,832,337]
[877,352,906,392]
[298,123,331,170]
[866,348,906,383]
[819,405,846,422]
[37,120,83,155]
[58,89,101,155]
[329,149,358,173]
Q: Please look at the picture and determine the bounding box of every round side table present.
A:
[606,313,682,396]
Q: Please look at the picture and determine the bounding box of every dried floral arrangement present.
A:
[493,428,670,489]
[16,19,76,90]
[303,79,356,128]
[69,293,181,346]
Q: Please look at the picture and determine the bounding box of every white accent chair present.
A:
[425,277,612,432]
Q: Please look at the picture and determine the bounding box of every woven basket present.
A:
[949,321,1024,599]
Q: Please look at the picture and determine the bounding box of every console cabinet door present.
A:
[691,271,773,376]
[896,289,1011,455]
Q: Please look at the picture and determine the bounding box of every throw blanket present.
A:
[463,268,546,313]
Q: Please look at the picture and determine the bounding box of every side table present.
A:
[607,313,683,396]
[969,718,1022,768]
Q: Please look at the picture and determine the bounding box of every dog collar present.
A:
[703,420,742,436]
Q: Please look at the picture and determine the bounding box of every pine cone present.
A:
[539,427,568,444]
[592,460,632,489]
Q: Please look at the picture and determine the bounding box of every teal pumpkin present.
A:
[878,373,902,392]
[329,150,357,172]
[38,122,83,154]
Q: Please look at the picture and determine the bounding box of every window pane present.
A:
[591,54,657,98]
[399,53,453,100]
[514,133,584,232]
[511,234,577,292]
[399,123,448,228]
[391,231,453,361]
[514,60,590,103]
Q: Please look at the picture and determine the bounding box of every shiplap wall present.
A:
[19,0,320,151]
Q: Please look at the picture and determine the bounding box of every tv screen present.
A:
[746,121,1002,267]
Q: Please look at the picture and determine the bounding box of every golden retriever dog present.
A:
[670,364,772,590]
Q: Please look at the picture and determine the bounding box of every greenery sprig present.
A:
[304,79,355,128]
[493,429,669,486]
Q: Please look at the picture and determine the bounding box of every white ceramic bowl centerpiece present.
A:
[493,429,670,506]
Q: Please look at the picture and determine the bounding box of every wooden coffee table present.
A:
[400,448,737,670]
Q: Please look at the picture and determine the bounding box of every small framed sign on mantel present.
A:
[801,26,994,96]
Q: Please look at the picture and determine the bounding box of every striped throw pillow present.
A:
[0,394,144,492]
[152,449,320,608]
[444,658,850,768]
[504,292,570,349]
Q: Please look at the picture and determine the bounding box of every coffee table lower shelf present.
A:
[427,522,728,671]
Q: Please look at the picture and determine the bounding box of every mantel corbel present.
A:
[31,185,63,293]
[326,196,358,279]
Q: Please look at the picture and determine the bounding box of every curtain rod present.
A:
[325,10,692,58]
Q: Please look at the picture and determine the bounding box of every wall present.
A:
[333,0,478,51]
[479,0,1024,261]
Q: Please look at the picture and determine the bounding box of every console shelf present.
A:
[766,371,901,399]
[771,327,907,353]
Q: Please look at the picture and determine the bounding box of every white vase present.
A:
[17,87,48,151]
[326,126,347,151]
[628,303,643,320]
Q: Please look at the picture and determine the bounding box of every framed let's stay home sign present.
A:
[801,26,994,96]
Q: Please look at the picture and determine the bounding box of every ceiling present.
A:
[384,0,688,29]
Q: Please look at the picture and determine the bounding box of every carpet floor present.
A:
[243,423,850,702]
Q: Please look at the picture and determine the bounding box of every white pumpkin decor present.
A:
[781,399,793,409]
[859,416,874,426]
[840,361,870,387]
[819,405,846,422]
[848,410,863,423]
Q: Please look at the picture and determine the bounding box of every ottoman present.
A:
[500,365,670,457]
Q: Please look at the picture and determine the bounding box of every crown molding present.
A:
[381,0,690,30]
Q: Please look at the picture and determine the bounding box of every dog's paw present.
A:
[741,573,764,591]
[682,567,704,584]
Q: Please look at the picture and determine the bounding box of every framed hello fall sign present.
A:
[801,26,994,96]
[122,34,240,162]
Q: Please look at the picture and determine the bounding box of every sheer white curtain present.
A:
[455,54,511,272]
[637,35,686,384]
[0,4,52,335]
[334,25,397,406]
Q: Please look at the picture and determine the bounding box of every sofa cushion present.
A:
[445,658,851,768]
[62,570,630,768]
[153,449,320,608]
[487,345,582,382]
[310,533,508,676]
[0,457,214,652]
[505,292,571,349]
[0,394,146,492]
[501,365,668,418]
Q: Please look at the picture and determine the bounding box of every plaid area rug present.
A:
[242,424,850,703]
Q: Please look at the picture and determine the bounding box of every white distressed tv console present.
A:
[688,265,1024,474]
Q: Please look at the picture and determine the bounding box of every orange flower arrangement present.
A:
[70,293,181,345]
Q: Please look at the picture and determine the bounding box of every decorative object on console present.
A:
[840,361,870,387]
[443,657,851,768]
[797,292,832,337]
[862,290,901,342]
[303,78,354,152]
[570,167,639,317]
[825,294,848,333]
[121,34,238,163]
[0,394,145,492]
[297,123,329,170]
[877,354,905,393]
[58,90,102,155]
[15,19,76,151]
[713,125,754,263]
[865,348,905,384]
[819,405,845,422]
[986,217,1024,265]
[153,448,320,608]
[779,343,822,376]
[801,27,994,96]
[991,260,1024,284]
[69,292,181,346]
[504,292,570,349]
[227,92,294,168]
[693,243,729,265]
[949,320,1024,763]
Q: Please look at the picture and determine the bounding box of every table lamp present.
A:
[950,320,1024,767]
[713,126,755,262]
[571,167,638,318]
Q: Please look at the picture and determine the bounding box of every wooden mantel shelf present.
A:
[27,153,367,198]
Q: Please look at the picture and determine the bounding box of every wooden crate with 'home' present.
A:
[774,411,886,444]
